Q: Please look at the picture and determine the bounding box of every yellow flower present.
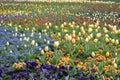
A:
[85,38,89,42]
[111,39,115,44]
[44,46,49,52]
[96,33,102,38]
[88,28,93,33]
[106,52,109,57]
[91,52,95,57]
[114,63,117,68]
[115,40,119,45]
[54,41,59,48]
[31,40,35,46]
[41,50,44,55]
[72,38,76,44]
[64,29,68,33]
[105,38,109,42]
[94,39,98,43]
[57,32,61,37]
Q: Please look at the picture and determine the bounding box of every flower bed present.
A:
[0,2,120,80]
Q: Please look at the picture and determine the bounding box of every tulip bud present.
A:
[88,28,93,33]
[54,41,59,48]
[106,52,109,57]
[115,40,119,45]
[105,38,109,42]
[44,46,49,52]
[31,40,35,46]
[6,42,9,46]
[41,50,44,55]
[94,39,98,43]
[91,52,95,57]
[114,63,117,68]
[96,33,102,38]
[72,38,76,44]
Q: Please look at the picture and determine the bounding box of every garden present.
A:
[0,1,120,80]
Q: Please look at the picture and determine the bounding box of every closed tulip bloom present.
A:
[54,41,59,48]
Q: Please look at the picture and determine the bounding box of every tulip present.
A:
[72,38,76,44]
[105,38,109,42]
[54,41,59,48]
[96,33,102,38]
[41,50,44,55]
[85,38,89,42]
[106,52,109,57]
[10,50,13,54]
[114,63,117,68]
[6,42,9,46]
[88,28,93,33]
[111,39,115,44]
[94,39,98,43]
[115,40,119,45]
[44,46,49,52]
[91,52,95,57]
[31,40,35,46]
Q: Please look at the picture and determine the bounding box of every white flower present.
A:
[14,33,17,37]
[54,41,59,48]
[105,38,109,42]
[114,63,117,68]
[61,24,64,28]
[26,37,29,42]
[96,33,102,38]
[31,40,35,46]
[15,27,18,32]
[78,32,81,36]
[6,42,9,46]
[104,29,108,33]
[22,33,25,37]
[115,53,117,56]
[44,46,49,52]
[88,28,93,33]
[39,35,41,38]
[105,34,109,38]
[31,33,34,37]
[35,43,38,46]
[44,39,46,42]
[41,50,44,55]
[24,44,27,47]
[24,37,27,41]
[106,52,109,57]
[55,26,58,29]
[63,22,67,25]
[76,25,79,28]
[47,41,50,44]
[49,23,52,26]
[58,32,61,37]
[94,39,98,43]
[91,52,95,57]
[46,26,49,29]
[72,30,76,34]
[20,38,22,41]
[111,39,115,44]
[85,38,89,42]
[20,34,23,37]
[90,33,93,38]
[10,50,13,53]
[115,40,119,45]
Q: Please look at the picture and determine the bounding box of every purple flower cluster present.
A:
[0,61,95,80]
